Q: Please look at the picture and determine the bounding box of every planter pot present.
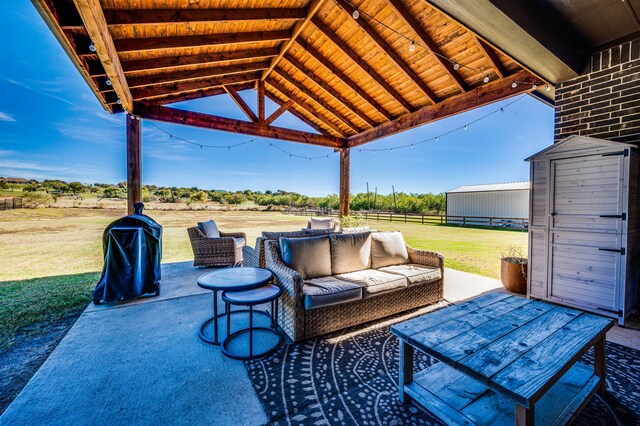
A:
[501,258,528,294]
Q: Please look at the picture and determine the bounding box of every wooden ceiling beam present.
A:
[386,0,469,93]
[134,103,344,148]
[265,91,328,136]
[127,61,270,88]
[72,0,133,111]
[120,47,280,74]
[261,0,328,82]
[257,80,265,123]
[273,68,362,134]
[104,8,307,25]
[348,70,537,147]
[311,16,414,113]
[266,78,347,138]
[475,37,507,78]
[283,53,376,128]
[114,30,290,53]
[295,38,394,121]
[132,71,261,100]
[147,82,255,105]
[264,99,294,125]
[225,85,259,122]
[334,0,438,105]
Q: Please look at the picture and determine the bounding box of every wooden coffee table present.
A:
[391,292,614,425]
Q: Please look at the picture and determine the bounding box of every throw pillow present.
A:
[371,231,410,269]
[309,217,336,230]
[198,220,220,238]
[279,235,332,279]
[330,232,372,274]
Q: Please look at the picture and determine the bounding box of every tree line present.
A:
[3,179,446,214]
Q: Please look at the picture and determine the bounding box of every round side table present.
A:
[196,267,273,345]
[221,284,283,360]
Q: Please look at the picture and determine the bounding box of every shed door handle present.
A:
[598,247,625,254]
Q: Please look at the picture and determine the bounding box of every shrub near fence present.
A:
[283,208,528,230]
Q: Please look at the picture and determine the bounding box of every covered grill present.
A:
[93,203,162,304]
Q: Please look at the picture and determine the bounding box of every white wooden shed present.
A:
[526,135,639,325]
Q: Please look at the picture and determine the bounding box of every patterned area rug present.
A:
[245,311,640,425]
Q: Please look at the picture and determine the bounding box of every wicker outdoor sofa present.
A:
[264,231,444,342]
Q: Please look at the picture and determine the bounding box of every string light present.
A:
[464,124,468,131]
[105,78,112,86]
[116,98,122,105]
[532,83,537,90]
[88,43,96,52]
[546,84,552,92]
[352,7,359,19]
[409,41,416,52]
[483,75,490,83]
[453,62,460,71]
[511,81,517,88]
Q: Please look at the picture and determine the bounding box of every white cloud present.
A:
[0,111,15,122]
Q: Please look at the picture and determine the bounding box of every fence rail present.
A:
[283,208,528,230]
[0,198,23,210]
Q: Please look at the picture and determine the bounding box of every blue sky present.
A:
[0,2,554,197]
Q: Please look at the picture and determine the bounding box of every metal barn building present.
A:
[446,182,530,227]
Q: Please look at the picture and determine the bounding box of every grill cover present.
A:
[93,203,162,304]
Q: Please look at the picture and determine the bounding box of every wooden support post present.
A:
[258,80,265,123]
[594,337,607,396]
[126,114,141,215]
[339,148,350,218]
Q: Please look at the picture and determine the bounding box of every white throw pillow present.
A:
[371,231,410,269]
[198,220,220,238]
[310,217,335,229]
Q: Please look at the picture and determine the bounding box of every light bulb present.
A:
[545,84,551,92]
[511,81,517,88]
[532,83,537,90]
[88,43,96,52]
[116,98,122,105]
[352,8,359,19]
[464,125,468,131]
[453,62,460,70]
[435,136,438,141]
[483,75,489,83]
[105,78,112,86]
[409,41,416,52]
[410,145,414,149]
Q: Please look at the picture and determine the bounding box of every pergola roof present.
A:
[33,0,547,148]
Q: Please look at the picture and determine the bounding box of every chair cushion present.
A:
[378,264,441,286]
[279,235,332,280]
[336,269,408,298]
[309,217,336,230]
[371,231,410,269]
[302,276,363,310]
[234,238,246,248]
[330,232,371,274]
[198,220,220,238]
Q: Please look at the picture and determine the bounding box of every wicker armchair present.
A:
[187,227,247,267]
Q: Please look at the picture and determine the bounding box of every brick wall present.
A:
[554,38,640,143]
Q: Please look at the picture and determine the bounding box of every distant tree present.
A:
[68,182,86,199]
[190,190,208,203]
[23,184,38,192]
[0,181,7,191]
[21,192,52,208]
[102,187,124,199]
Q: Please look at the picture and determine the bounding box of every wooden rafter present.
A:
[264,99,293,125]
[295,38,394,121]
[104,8,307,25]
[386,0,469,93]
[475,37,506,78]
[284,53,377,128]
[225,85,259,122]
[127,61,270,88]
[132,71,260,100]
[266,78,347,138]
[311,16,414,113]
[134,103,344,148]
[335,0,438,105]
[274,68,362,133]
[258,80,265,123]
[261,0,328,81]
[120,47,280,74]
[348,70,537,147]
[72,0,133,110]
[114,30,290,53]
[147,82,255,106]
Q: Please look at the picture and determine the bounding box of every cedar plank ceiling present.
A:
[34,0,544,147]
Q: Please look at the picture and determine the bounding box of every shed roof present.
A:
[447,181,530,194]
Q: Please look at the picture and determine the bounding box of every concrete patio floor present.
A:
[1,261,638,425]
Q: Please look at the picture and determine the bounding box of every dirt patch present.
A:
[0,314,79,414]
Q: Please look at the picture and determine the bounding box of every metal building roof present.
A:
[447,181,530,193]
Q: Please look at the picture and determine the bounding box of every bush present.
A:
[21,192,52,208]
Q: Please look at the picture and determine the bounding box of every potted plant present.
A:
[501,246,528,294]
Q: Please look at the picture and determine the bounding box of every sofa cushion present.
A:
[336,269,408,298]
[309,217,336,229]
[378,264,441,286]
[262,230,306,239]
[371,231,409,269]
[302,276,363,310]
[330,232,372,274]
[198,220,220,238]
[279,235,332,280]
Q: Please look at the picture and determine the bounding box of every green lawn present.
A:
[0,208,527,350]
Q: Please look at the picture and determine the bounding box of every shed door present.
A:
[548,153,625,313]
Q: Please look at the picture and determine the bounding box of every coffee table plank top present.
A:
[391,293,615,408]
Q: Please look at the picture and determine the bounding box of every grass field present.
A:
[0,208,527,350]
